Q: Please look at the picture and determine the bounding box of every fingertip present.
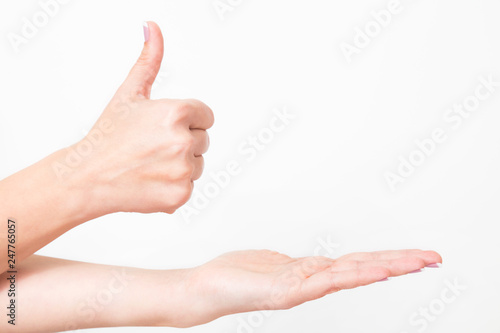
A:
[145,21,162,41]
[143,21,150,42]
[142,21,164,57]
[119,21,165,98]
[425,250,443,264]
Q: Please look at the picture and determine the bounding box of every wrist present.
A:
[143,268,203,328]
[0,147,103,267]
[45,146,108,224]
[151,267,226,328]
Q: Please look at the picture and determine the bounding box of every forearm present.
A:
[0,148,99,274]
[0,255,192,332]
[0,249,443,332]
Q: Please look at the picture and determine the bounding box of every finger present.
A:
[331,256,427,276]
[339,250,442,265]
[118,21,164,99]
[191,129,209,156]
[323,251,440,291]
[331,266,390,291]
[298,251,442,304]
[339,249,421,261]
[297,266,389,304]
[191,155,204,181]
[167,99,214,130]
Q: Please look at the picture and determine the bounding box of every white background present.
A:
[1,0,500,332]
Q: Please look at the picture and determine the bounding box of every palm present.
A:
[189,249,441,323]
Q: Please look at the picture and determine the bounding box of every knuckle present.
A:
[170,136,195,156]
[183,164,195,179]
[192,158,204,180]
[169,143,187,157]
[174,161,194,180]
[168,99,214,128]
[184,98,205,110]
[202,105,215,128]
[169,101,191,122]
[183,135,195,148]
[172,182,193,207]
[208,109,215,127]
[171,99,199,119]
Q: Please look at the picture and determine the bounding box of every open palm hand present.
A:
[185,249,442,326]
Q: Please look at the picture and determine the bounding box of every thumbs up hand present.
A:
[79,22,214,215]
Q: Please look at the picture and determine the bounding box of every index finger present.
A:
[171,99,215,130]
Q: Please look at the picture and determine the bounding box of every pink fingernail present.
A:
[426,263,441,268]
[377,277,390,282]
[143,22,150,42]
[409,269,423,274]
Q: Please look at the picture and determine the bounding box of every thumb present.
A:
[120,21,164,99]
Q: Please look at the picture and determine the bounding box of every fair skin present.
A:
[0,22,442,332]
[0,22,213,273]
[0,250,442,332]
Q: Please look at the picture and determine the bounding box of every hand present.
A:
[180,249,442,326]
[61,21,214,214]
[0,250,442,331]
